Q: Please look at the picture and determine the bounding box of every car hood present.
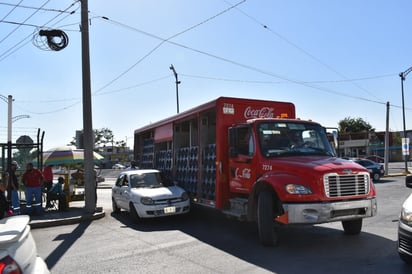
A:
[131,185,184,199]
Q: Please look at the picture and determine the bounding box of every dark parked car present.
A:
[354,159,384,181]
[365,155,385,163]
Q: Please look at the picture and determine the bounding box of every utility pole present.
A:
[81,0,96,213]
[400,66,412,175]
[384,102,389,175]
[169,64,180,113]
[7,95,12,175]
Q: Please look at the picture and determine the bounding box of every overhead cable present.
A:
[0,0,51,45]
[92,0,247,94]
[223,0,383,102]
[0,1,79,61]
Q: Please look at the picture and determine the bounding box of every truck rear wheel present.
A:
[342,219,362,235]
[257,191,278,246]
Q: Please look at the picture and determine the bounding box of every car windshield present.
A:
[257,121,335,158]
[130,172,163,188]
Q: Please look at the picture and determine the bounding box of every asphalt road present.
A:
[31,174,412,274]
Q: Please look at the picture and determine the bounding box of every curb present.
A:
[30,210,106,229]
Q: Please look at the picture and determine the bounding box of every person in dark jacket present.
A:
[46,177,67,211]
[0,172,10,219]
[7,161,20,215]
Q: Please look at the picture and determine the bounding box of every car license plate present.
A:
[164,206,176,214]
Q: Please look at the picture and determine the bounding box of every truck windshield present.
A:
[257,121,335,158]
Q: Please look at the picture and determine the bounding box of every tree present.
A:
[69,128,125,149]
[338,117,375,133]
[94,128,114,147]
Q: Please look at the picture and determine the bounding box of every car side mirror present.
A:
[406,175,412,188]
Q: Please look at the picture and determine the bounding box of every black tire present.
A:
[399,252,412,264]
[129,202,141,223]
[406,175,412,187]
[112,198,120,214]
[257,191,278,246]
[342,219,362,235]
[373,173,380,181]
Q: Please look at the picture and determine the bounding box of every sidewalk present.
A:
[27,178,115,229]
[29,200,105,229]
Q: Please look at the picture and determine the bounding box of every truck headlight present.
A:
[401,207,412,226]
[141,197,154,205]
[285,184,312,194]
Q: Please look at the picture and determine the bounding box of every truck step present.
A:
[222,198,248,220]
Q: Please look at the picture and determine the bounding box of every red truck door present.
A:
[228,125,256,193]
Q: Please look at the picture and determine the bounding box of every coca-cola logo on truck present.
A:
[244,106,274,119]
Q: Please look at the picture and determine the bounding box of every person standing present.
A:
[0,172,10,219]
[126,160,139,170]
[7,161,20,215]
[42,165,54,207]
[22,163,43,215]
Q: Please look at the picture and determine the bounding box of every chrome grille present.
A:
[153,197,183,205]
[324,173,370,198]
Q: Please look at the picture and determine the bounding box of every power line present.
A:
[0,0,24,21]
[0,19,42,28]
[0,0,51,45]
[0,1,77,13]
[105,16,394,106]
[222,0,384,102]
[92,0,247,95]
[0,1,79,62]
[181,72,396,84]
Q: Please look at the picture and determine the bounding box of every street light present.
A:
[400,66,412,174]
[12,114,30,123]
[169,64,181,113]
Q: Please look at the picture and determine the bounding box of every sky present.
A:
[1,0,412,151]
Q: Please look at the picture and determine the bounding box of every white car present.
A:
[112,163,125,170]
[111,169,190,221]
[0,215,50,273]
[398,175,412,264]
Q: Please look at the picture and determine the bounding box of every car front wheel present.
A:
[112,198,120,213]
[129,202,141,223]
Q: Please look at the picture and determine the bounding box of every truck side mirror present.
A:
[406,175,412,188]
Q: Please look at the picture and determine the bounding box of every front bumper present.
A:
[134,200,190,218]
[280,197,377,224]
[398,221,412,257]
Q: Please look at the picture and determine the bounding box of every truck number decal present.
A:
[262,164,272,171]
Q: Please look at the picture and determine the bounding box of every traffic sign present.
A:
[402,138,410,156]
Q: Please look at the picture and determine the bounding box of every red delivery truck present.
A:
[133,97,377,246]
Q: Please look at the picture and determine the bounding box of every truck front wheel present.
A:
[257,191,278,246]
[342,219,362,235]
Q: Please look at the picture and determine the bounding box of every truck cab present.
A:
[228,118,377,245]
